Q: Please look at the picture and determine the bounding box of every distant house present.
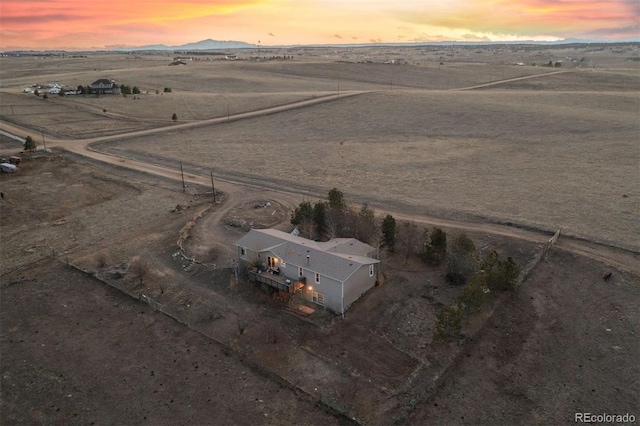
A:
[91,79,120,94]
[237,229,380,315]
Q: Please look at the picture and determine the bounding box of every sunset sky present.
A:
[1,0,638,50]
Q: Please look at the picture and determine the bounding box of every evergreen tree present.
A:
[381,214,396,252]
[24,135,37,152]
[328,187,345,210]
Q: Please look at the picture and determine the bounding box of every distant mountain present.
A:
[119,39,257,51]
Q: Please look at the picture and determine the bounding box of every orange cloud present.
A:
[392,0,638,40]
[0,0,637,50]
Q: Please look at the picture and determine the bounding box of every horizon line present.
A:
[2,38,639,53]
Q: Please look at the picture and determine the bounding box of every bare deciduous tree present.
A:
[131,258,150,285]
[298,218,316,240]
[396,221,419,264]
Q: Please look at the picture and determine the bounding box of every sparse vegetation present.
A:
[433,305,462,341]
[172,112,178,121]
[131,258,150,285]
[95,252,109,268]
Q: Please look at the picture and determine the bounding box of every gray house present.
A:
[236,229,380,315]
[91,79,120,94]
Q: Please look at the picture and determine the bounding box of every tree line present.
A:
[290,188,520,342]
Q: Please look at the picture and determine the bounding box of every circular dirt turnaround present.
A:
[224,199,288,230]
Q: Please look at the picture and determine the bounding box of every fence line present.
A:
[66,262,359,425]
[139,292,163,311]
[518,229,561,285]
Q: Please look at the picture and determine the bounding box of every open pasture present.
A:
[1,46,638,250]
[98,88,639,251]
[1,53,564,138]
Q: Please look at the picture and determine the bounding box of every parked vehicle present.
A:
[0,163,17,173]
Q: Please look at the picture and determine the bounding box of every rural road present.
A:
[1,78,638,275]
[450,70,570,91]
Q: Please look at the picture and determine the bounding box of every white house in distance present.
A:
[236,228,380,315]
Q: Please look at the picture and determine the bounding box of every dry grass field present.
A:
[1,44,638,425]
[2,46,635,249]
[97,88,639,251]
[1,154,637,425]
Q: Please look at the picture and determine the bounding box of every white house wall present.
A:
[302,272,343,313]
[343,264,377,310]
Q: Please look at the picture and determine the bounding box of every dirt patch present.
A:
[1,260,347,426]
[406,249,639,425]
[224,199,287,230]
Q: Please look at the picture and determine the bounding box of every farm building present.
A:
[237,229,379,315]
[90,79,120,94]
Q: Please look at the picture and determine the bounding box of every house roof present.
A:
[91,79,113,86]
[237,229,379,282]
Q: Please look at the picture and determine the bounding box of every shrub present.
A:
[457,273,489,318]
[96,252,109,268]
[172,113,178,121]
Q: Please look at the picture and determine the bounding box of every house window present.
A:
[281,260,286,268]
[298,267,303,277]
[369,264,374,277]
[315,272,320,284]
[313,292,325,306]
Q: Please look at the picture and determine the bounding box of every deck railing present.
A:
[249,270,294,293]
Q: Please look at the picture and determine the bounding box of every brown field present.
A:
[2,46,637,249]
[1,44,638,425]
[97,89,639,250]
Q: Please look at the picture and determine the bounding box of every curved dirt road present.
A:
[1,81,637,275]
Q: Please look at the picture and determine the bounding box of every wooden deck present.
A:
[249,270,295,293]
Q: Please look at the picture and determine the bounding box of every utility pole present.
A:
[210,171,216,203]
[337,82,340,98]
[180,162,185,192]
[41,128,47,152]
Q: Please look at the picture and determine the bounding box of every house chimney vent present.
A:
[307,255,310,265]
